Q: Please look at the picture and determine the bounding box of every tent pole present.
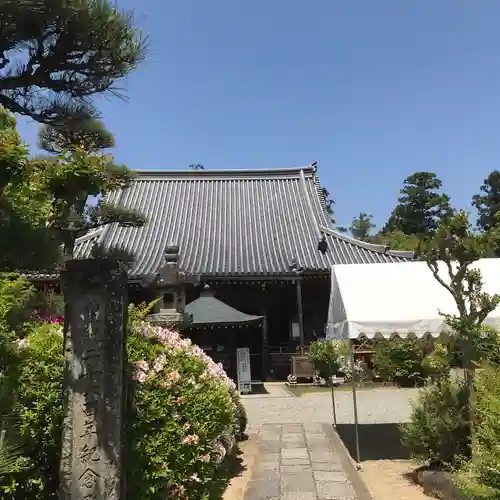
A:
[331,381,337,427]
[350,340,361,469]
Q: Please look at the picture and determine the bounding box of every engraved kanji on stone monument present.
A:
[59,259,127,499]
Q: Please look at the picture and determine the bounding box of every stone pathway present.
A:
[243,422,359,500]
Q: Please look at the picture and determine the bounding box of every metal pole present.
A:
[331,382,337,427]
[350,340,361,467]
[296,271,305,356]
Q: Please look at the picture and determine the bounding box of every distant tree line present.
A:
[325,171,500,253]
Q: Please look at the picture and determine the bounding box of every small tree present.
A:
[417,210,500,456]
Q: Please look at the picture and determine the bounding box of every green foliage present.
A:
[373,337,426,385]
[476,326,500,367]
[471,367,500,493]
[321,187,335,224]
[473,170,500,233]
[0,432,22,483]
[401,377,469,467]
[0,323,64,499]
[422,343,451,381]
[418,210,500,367]
[37,120,146,257]
[0,0,147,124]
[233,396,248,436]
[350,212,375,241]
[38,118,115,154]
[0,110,61,271]
[0,107,28,193]
[368,230,419,251]
[450,367,500,499]
[128,301,159,331]
[0,274,34,372]
[454,469,500,500]
[308,340,341,381]
[383,172,452,236]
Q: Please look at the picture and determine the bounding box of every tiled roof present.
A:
[74,166,411,278]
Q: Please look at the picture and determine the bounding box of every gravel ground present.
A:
[242,387,420,427]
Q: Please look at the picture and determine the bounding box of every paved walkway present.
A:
[243,386,418,426]
[243,422,359,500]
[238,384,419,500]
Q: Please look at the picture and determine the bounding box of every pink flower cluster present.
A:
[33,312,64,325]
[136,322,236,391]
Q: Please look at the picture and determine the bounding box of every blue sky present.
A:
[16,0,500,229]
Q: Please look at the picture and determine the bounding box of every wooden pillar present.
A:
[260,284,269,381]
[295,272,305,355]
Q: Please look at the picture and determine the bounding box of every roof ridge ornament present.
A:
[164,244,179,264]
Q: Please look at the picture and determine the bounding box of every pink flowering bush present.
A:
[125,309,242,500]
[0,301,244,499]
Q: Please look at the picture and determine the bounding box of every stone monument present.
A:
[59,259,128,499]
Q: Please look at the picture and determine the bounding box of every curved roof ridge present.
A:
[135,165,316,180]
[319,225,414,259]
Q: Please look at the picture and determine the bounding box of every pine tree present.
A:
[383,172,451,236]
[37,118,146,257]
[472,170,500,231]
[0,0,147,123]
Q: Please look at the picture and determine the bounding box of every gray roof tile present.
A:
[74,166,410,277]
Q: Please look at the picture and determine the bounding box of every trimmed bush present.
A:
[373,337,426,385]
[401,377,469,467]
[308,340,341,381]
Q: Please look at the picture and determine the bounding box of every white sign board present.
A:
[236,347,252,394]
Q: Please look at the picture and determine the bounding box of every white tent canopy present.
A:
[327,258,500,341]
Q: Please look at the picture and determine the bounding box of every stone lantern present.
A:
[145,244,198,327]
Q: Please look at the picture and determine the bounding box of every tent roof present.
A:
[185,286,263,326]
[327,258,500,340]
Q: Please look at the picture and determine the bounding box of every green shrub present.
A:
[233,395,247,436]
[468,366,500,494]
[422,343,451,381]
[308,340,341,381]
[454,468,500,500]
[476,327,500,367]
[401,377,469,467]
[373,337,426,385]
[0,274,34,374]
[1,322,64,499]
